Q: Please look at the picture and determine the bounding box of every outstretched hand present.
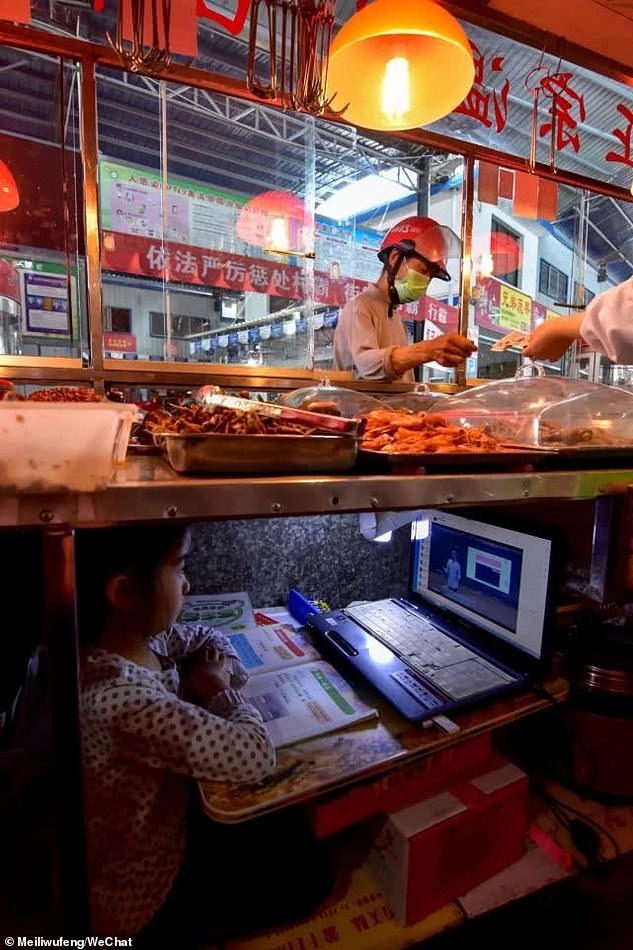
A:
[420,332,476,368]
[522,315,584,361]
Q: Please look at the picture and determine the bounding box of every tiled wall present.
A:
[187,514,411,610]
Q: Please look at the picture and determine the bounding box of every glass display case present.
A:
[438,366,633,450]
[379,384,449,413]
[276,379,384,418]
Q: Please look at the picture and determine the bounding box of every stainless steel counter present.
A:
[3,455,633,527]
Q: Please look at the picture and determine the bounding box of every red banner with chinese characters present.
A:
[100,231,459,330]
[417,296,460,331]
[104,331,137,352]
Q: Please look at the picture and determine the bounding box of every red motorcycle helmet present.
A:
[378,216,460,282]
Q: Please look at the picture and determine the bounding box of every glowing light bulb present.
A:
[268,216,289,250]
[479,253,494,278]
[381,57,410,125]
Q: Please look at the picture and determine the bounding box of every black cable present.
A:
[543,797,605,864]
[535,785,620,862]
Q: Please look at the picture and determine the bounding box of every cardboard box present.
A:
[369,757,528,926]
[311,733,492,837]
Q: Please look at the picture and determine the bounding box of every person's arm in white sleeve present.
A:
[580,278,633,364]
[524,279,633,364]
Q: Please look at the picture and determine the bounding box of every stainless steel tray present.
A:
[159,432,357,475]
[358,446,549,472]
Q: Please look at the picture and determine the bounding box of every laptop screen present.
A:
[411,510,553,661]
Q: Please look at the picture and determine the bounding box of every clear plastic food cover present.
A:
[276,379,383,418]
[437,364,633,449]
[380,383,449,413]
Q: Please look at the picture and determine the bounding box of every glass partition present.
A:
[2,12,632,387]
[0,47,86,362]
[468,160,633,381]
[95,65,465,372]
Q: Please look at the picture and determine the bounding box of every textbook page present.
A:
[177,592,256,632]
[242,660,379,748]
[227,623,320,675]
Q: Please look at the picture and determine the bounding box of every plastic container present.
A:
[0,402,138,492]
[437,364,633,450]
[276,379,383,419]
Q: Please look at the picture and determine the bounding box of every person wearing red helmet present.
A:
[333,215,476,381]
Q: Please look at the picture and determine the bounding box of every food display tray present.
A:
[159,432,357,475]
[502,442,633,460]
[358,447,552,473]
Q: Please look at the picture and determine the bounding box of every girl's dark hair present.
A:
[75,523,191,644]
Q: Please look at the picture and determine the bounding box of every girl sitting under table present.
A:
[77,522,331,946]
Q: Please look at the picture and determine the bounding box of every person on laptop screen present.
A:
[445,548,462,593]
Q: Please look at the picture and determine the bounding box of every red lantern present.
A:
[236,190,311,253]
[0,160,19,212]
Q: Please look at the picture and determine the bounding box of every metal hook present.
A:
[107,0,173,75]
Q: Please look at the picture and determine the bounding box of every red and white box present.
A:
[369,756,529,926]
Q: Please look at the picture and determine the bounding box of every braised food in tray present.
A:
[145,402,357,475]
[196,388,357,435]
[359,409,500,454]
[147,403,338,437]
[437,373,633,451]
[24,387,103,402]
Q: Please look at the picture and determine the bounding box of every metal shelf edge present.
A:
[4,464,633,528]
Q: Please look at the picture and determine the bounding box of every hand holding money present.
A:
[490,330,530,352]
[521,316,584,361]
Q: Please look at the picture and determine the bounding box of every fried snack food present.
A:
[360,408,500,454]
[147,403,320,437]
[28,387,102,402]
[538,420,621,446]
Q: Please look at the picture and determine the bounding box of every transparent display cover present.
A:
[276,379,383,418]
[380,384,449,413]
[438,365,633,449]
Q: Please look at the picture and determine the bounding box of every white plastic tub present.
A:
[0,402,138,492]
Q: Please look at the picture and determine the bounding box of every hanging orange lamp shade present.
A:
[0,159,19,212]
[326,0,475,132]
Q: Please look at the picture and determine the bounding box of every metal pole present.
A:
[43,527,90,933]
[78,58,105,392]
[456,154,475,388]
[414,159,431,377]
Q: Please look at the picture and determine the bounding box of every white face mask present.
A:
[394,268,431,304]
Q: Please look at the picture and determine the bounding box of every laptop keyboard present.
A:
[345,599,516,700]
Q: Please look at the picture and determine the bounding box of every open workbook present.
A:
[225,621,380,748]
